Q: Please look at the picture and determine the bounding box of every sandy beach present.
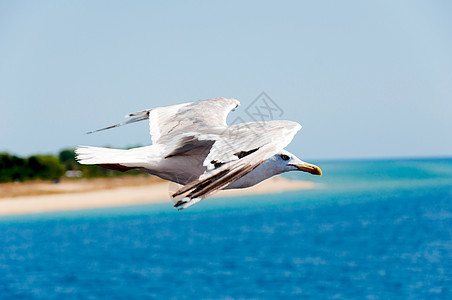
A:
[0,176,314,216]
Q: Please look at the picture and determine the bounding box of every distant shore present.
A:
[0,176,314,216]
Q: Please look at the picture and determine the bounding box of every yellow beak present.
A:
[289,162,322,176]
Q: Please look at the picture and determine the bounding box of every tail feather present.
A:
[75,145,161,169]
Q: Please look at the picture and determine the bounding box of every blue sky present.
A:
[1,1,451,160]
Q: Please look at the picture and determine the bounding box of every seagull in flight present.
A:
[76,98,322,210]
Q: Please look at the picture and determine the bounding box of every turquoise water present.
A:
[1,158,452,299]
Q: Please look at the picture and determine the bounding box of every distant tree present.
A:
[0,153,27,182]
[26,155,64,180]
[59,149,79,170]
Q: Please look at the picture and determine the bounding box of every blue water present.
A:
[1,158,452,299]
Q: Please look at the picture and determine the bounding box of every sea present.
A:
[1,158,452,299]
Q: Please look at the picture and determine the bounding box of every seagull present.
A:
[76,98,322,210]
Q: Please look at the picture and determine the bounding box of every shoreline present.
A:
[0,176,315,216]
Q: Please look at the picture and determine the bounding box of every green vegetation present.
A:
[0,148,142,183]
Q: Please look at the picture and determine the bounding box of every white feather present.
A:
[75,145,164,168]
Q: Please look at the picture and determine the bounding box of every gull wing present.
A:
[88,98,240,144]
[171,120,302,210]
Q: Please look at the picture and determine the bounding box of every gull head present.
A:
[270,149,322,176]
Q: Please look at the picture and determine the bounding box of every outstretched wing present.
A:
[171,120,302,210]
[88,98,240,144]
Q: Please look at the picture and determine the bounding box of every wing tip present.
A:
[85,111,151,135]
[174,197,202,211]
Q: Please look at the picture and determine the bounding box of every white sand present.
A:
[0,176,314,216]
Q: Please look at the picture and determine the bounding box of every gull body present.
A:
[76,98,321,210]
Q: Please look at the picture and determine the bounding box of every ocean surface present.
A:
[1,158,452,299]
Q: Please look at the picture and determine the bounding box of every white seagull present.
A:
[76,98,322,210]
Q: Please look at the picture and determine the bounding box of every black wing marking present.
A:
[210,160,225,168]
[234,147,260,159]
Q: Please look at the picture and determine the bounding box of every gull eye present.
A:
[280,154,290,161]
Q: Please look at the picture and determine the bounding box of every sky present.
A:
[1,1,451,160]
